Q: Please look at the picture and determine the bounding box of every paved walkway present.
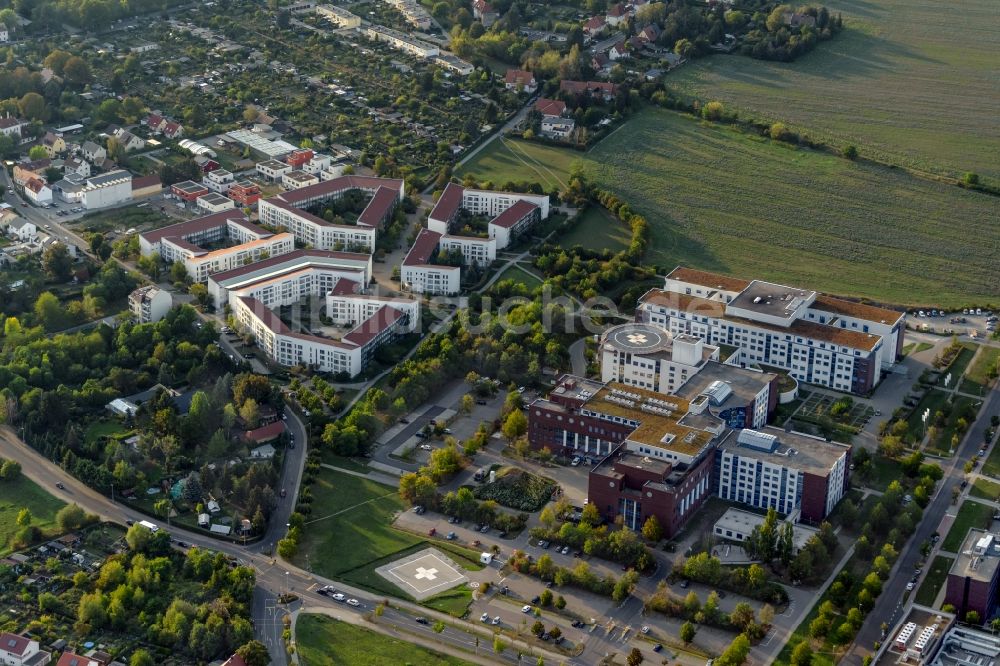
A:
[319,463,400,487]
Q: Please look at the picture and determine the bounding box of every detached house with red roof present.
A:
[608,39,630,60]
[24,178,53,206]
[472,0,498,27]
[605,2,629,26]
[583,15,607,37]
[0,632,51,665]
[504,69,537,94]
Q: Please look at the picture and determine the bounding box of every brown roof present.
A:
[811,294,903,324]
[0,117,23,129]
[329,278,362,296]
[607,3,626,16]
[25,178,48,193]
[666,266,751,293]
[208,249,370,283]
[490,200,538,229]
[504,69,535,86]
[140,210,247,244]
[559,80,618,96]
[357,185,398,228]
[57,653,96,666]
[403,228,445,267]
[342,304,405,346]
[245,420,285,443]
[535,98,566,117]
[270,175,403,206]
[0,633,31,656]
[429,182,463,223]
[131,174,162,191]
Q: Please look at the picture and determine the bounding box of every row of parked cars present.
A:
[316,585,360,606]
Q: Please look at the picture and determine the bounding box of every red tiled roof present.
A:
[222,655,248,666]
[357,185,398,228]
[535,98,566,117]
[57,652,96,666]
[209,249,369,283]
[342,304,405,346]
[490,200,538,229]
[163,121,182,136]
[270,175,403,206]
[0,117,24,129]
[584,15,606,30]
[559,80,618,96]
[812,294,904,324]
[329,278,362,296]
[403,228,445,267]
[25,178,48,193]
[0,633,31,656]
[140,210,247,245]
[607,3,626,16]
[245,420,285,443]
[504,69,535,86]
[429,182,464,223]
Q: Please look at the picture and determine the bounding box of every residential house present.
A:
[583,15,607,37]
[193,155,220,173]
[146,113,166,132]
[638,23,660,43]
[246,421,285,445]
[40,132,66,157]
[4,218,36,241]
[592,52,611,72]
[55,652,99,666]
[162,122,184,139]
[534,98,566,118]
[0,28,9,43]
[81,141,107,164]
[504,69,537,93]
[0,632,52,665]
[472,0,498,26]
[12,159,51,187]
[541,117,575,140]
[560,80,619,102]
[783,11,817,28]
[63,157,90,178]
[112,128,145,152]
[608,40,630,60]
[228,181,261,207]
[606,3,628,26]
[221,654,248,666]
[24,178,53,206]
[0,116,27,140]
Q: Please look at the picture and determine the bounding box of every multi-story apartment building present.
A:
[637,267,905,395]
[203,168,235,193]
[257,175,404,253]
[228,180,261,207]
[206,249,373,308]
[326,288,420,329]
[427,183,549,251]
[439,234,496,266]
[128,285,172,323]
[282,170,320,190]
[256,159,293,182]
[600,322,719,394]
[400,228,460,295]
[196,192,236,213]
[364,25,439,58]
[231,292,414,376]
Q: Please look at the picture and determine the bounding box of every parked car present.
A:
[446,531,456,540]
[480,612,489,623]
[492,616,501,625]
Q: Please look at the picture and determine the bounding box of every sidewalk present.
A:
[320,463,400,487]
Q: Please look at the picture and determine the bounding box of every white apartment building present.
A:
[401,228,460,295]
[232,293,412,376]
[327,291,420,329]
[23,179,52,206]
[439,234,496,266]
[637,267,905,395]
[197,192,236,213]
[129,285,172,323]
[0,632,51,666]
[257,159,293,182]
[282,169,320,190]
[300,153,332,175]
[716,428,849,523]
[364,25,439,58]
[203,168,235,193]
[206,249,373,308]
[428,183,550,251]
[316,3,362,27]
[600,322,719,394]
[257,175,403,253]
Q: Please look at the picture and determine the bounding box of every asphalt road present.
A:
[845,384,1000,664]
[370,404,446,473]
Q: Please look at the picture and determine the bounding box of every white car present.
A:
[331,593,346,602]
[346,598,360,607]
[906,582,915,591]
[492,616,501,625]
[420,444,432,451]
[521,605,532,613]
[480,612,489,623]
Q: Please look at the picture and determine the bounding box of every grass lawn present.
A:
[941,500,994,552]
[905,389,950,444]
[296,615,475,666]
[294,469,482,616]
[459,110,998,307]
[0,475,66,557]
[495,265,543,290]
[914,555,954,607]
[962,346,1000,395]
[667,0,1000,187]
[931,395,980,455]
[317,451,370,473]
[984,443,1000,479]
[83,419,131,447]
[938,344,978,386]
[558,206,631,253]
[902,342,933,356]
[969,477,1000,503]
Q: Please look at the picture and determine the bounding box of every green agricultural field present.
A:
[668,0,1000,186]
[296,615,475,666]
[459,137,580,191]
[459,111,998,307]
[0,475,67,557]
[559,206,631,253]
[941,500,994,552]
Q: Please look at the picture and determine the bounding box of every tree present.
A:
[16,507,31,526]
[130,649,155,666]
[963,172,980,186]
[56,504,87,531]
[626,647,643,666]
[967,610,981,625]
[641,514,663,542]
[790,641,813,666]
[716,633,750,666]
[493,635,505,654]
[235,640,270,666]
[43,244,73,282]
[18,93,46,121]
[240,398,260,428]
[63,57,92,87]
[28,145,48,160]
[502,408,527,442]
[680,620,696,644]
[842,145,858,160]
[0,459,21,480]
[702,101,724,121]
[729,602,755,630]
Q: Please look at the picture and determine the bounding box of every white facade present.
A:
[172,233,295,283]
[282,170,320,190]
[316,3,362,27]
[439,234,496,266]
[256,159,292,181]
[0,632,50,666]
[196,192,236,213]
[327,292,419,330]
[428,184,550,251]
[24,181,52,206]
[204,168,235,193]
[129,285,172,323]
[4,219,36,241]
[600,323,718,394]
[364,25,439,58]
[401,228,460,295]
[81,170,133,209]
[541,117,575,139]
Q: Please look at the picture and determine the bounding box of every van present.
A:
[138,520,159,532]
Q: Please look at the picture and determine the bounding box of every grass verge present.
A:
[914,555,954,608]
[941,500,994,552]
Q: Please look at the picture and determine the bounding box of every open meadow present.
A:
[296,615,475,666]
[668,0,1000,186]
[0,475,66,557]
[459,110,999,307]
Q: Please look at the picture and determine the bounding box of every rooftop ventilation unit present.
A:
[737,429,779,452]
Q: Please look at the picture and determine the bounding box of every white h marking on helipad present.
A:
[414,567,439,581]
[626,334,648,344]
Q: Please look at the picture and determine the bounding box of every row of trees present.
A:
[508,549,639,601]
[677,552,789,604]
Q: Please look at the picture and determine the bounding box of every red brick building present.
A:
[171,180,209,202]
[945,529,1000,621]
[228,180,261,206]
[286,148,314,169]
